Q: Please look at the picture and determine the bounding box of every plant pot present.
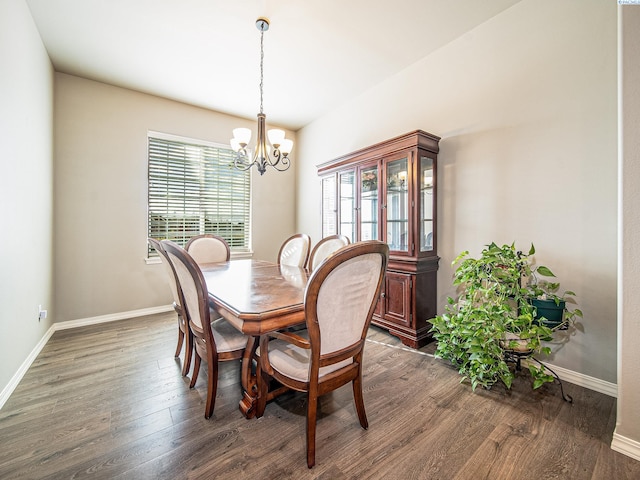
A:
[500,332,532,353]
[531,298,565,329]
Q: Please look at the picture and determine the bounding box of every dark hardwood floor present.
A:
[1,312,638,479]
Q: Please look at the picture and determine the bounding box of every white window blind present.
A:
[148,133,251,255]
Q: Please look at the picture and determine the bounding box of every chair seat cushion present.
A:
[211,317,247,352]
[267,336,352,383]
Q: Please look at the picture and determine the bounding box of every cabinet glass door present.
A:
[359,166,379,241]
[386,157,409,252]
[420,156,434,252]
[339,171,355,242]
[321,175,337,237]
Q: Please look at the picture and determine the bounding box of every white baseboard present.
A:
[54,305,173,330]
[522,359,618,398]
[612,431,640,462]
[0,324,57,411]
[0,305,173,410]
[541,362,618,398]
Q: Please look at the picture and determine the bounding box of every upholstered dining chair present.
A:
[185,234,230,265]
[257,240,389,468]
[277,233,311,268]
[148,238,192,377]
[162,240,248,419]
[307,234,350,271]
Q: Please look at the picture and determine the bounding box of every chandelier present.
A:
[231,17,293,176]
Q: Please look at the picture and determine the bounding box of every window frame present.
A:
[147,131,252,260]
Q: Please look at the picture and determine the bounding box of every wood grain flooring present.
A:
[0,312,638,479]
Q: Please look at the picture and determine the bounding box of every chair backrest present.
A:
[185,234,230,265]
[307,234,350,271]
[148,238,182,312]
[277,233,311,268]
[162,240,213,338]
[305,240,388,362]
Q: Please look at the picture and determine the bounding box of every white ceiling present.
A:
[26,0,520,131]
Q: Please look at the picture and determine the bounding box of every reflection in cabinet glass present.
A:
[386,157,409,252]
[420,156,434,252]
[339,171,355,242]
[360,166,379,242]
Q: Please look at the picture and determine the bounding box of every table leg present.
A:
[239,335,259,418]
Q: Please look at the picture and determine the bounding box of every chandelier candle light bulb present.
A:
[231,17,293,175]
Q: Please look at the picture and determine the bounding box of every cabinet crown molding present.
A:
[317,130,440,174]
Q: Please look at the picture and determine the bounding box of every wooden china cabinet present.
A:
[317,130,440,348]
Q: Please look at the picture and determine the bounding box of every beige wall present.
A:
[297,0,618,383]
[0,0,54,392]
[54,74,297,322]
[615,5,640,457]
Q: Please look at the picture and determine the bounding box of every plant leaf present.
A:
[536,266,555,277]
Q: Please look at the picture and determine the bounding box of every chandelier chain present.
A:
[259,29,264,115]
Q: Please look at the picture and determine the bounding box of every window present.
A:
[148,132,251,256]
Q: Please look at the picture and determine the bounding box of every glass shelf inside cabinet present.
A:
[420,156,434,252]
[360,166,378,241]
[386,157,409,252]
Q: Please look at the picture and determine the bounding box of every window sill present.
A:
[145,251,253,265]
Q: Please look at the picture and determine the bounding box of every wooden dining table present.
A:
[200,258,311,418]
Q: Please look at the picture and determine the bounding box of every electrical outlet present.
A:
[38,305,47,321]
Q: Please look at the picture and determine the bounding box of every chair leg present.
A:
[306,391,318,468]
[190,354,201,388]
[174,325,184,358]
[352,370,368,429]
[182,329,193,377]
[204,358,219,419]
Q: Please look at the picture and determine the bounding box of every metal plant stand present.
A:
[504,349,573,403]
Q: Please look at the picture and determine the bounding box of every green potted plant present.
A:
[430,242,581,392]
[524,260,583,329]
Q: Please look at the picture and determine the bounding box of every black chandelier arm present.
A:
[233,152,255,172]
[268,150,291,171]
